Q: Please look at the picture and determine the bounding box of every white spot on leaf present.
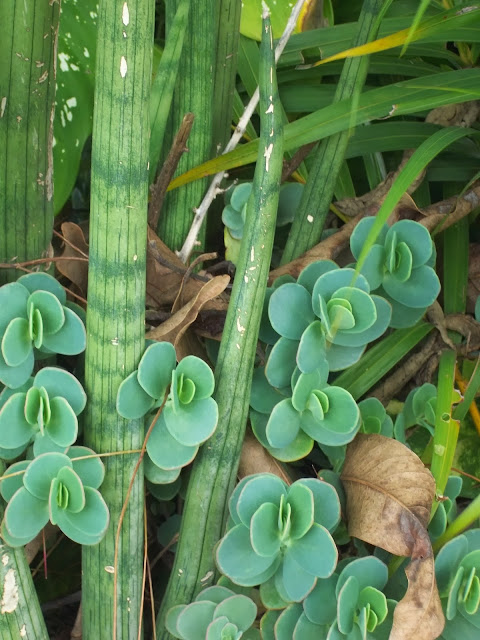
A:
[1,569,18,614]
[264,143,273,171]
[122,2,130,25]
[120,56,127,77]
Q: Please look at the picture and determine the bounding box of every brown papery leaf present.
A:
[239,431,292,485]
[341,434,445,640]
[57,222,89,296]
[146,275,230,355]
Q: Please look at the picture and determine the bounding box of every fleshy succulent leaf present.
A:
[40,306,86,355]
[235,474,286,526]
[23,452,72,500]
[4,487,49,541]
[137,341,176,400]
[67,446,105,489]
[176,355,215,399]
[147,412,199,470]
[163,396,218,447]
[2,317,31,367]
[269,283,315,340]
[117,370,155,419]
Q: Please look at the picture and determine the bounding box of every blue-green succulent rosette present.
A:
[1,447,108,547]
[350,217,440,328]
[0,272,86,388]
[166,586,261,640]
[260,556,395,640]
[216,473,340,603]
[266,261,391,381]
[435,529,480,639]
[116,342,218,481]
[0,367,86,459]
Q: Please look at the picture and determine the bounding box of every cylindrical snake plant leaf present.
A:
[281,0,387,264]
[0,0,59,285]
[156,8,284,637]
[82,0,154,638]
[156,0,215,251]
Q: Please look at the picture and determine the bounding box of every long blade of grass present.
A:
[281,0,391,264]
[335,324,433,399]
[168,68,480,189]
[156,8,283,634]
[282,7,480,60]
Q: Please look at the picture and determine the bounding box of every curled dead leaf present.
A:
[146,274,230,358]
[341,433,445,640]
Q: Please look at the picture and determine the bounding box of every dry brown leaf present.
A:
[146,275,230,354]
[238,431,292,484]
[57,222,89,296]
[341,433,444,640]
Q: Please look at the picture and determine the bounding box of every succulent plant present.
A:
[435,528,480,639]
[166,585,261,640]
[266,262,391,377]
[358,398,393,438]
[166,586,260,640]
[0,272,86,388]
[264,365,360,456]
[261,556,393,639]
[117,341,218,478]
[216,473,340,602]
[350,217,440,328]
[0,367,86,457]
[1,447,108,546]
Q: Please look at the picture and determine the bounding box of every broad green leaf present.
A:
[0,393,34,449]
[176,355,215,399]
[0,459,30,502]
[54,0,97,213]
[266,399,301,449]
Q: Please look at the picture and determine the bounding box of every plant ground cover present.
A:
[1,0,480,639]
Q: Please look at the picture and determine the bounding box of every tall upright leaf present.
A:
[0,2,58,636]
[157,0,215,251]
[82,0,154,637]
[156,7,283,636]
[0,0,59,285]
[281,0,387,264]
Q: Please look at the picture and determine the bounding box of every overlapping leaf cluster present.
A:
[0,273,108,547]
[116,341,218,484]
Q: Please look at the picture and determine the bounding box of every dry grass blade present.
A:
[341,433,445,640]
